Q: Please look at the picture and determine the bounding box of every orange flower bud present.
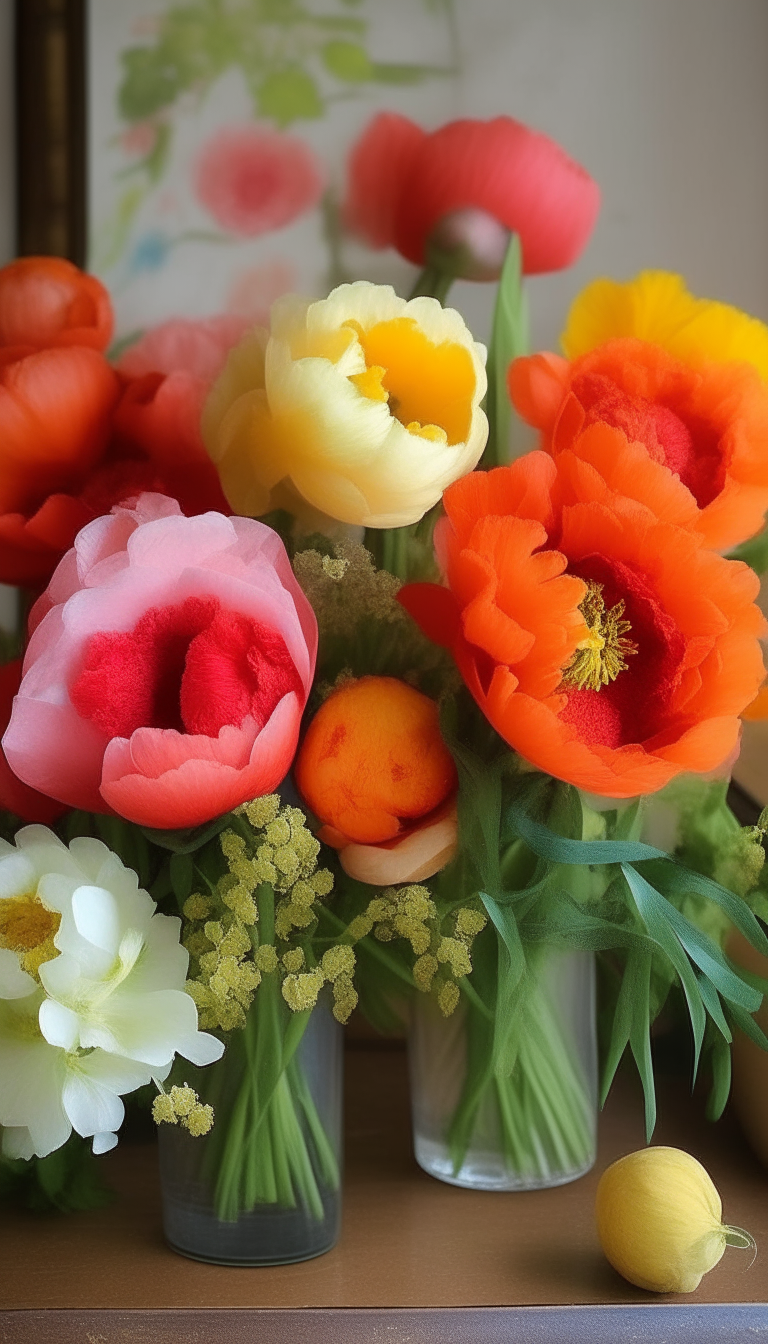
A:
[295,677,457,846]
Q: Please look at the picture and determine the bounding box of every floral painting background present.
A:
[88,2,768,352]
[89,0,462,353]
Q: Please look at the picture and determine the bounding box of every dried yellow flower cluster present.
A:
[183,795,358,1028]
[152,1083,214,1136]
[347,885,487,1017]
[294,540,408,639]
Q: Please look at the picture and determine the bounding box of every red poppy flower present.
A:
[0,257,113,352]
[509,338,768,551]
[399,449,765,797]
[344,113,600,275]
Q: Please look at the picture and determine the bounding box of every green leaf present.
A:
[370,61,451,84]
[170,852,194,905]
[322,40,372,81]
[705,1031,732,1121]
[507,791,667,866]
[727,523,768,576]
[479,889,526,1075]
[0,1135,113,1214]
[647,859,768,959]
[622,863,707,1078]
[118,47,181,120]
[140,811,234,855]
[481,234,530,468]
[256,69,323,126]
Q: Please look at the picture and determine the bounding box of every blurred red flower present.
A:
[0,256,113,352]
[195,126,324,237]
[344,113,600,275]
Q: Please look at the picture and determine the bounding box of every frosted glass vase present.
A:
[159,991,342,1265]
[409,949,597,1190]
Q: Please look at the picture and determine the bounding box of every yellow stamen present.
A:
[0,894,61,977]
[563,581,638,693]
[405,421,448,443]
[349,365,389,403]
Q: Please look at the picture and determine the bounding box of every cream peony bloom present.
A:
[0,826,223,1158]
[202,281,488,528]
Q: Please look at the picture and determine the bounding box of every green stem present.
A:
[408,265,455,304]
[480,233,530,470]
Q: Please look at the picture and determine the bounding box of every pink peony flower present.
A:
[195,126,325,238]
[4,494,317,830]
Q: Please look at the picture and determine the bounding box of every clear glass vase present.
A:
[408,949,597,1190]
[158,989,343,1265]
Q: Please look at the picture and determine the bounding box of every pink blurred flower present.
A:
[195,126,325,237]
[226,260,296,324]
[4,494,318,830]
[119,122,158,158]
[0,661,64,824]
[115,316,251,518]
[344,113,599,276]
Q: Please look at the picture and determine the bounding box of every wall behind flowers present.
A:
[88,0,768,356]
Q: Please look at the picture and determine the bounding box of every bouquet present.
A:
[0,112,767,1258]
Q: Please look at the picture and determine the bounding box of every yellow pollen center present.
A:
[562,581,638,693]
[0,892,61,979]
[344,316,474,445]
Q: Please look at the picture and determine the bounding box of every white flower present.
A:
[202,281,488,528]
[0,991,155,1159]
[0,825,224,1158]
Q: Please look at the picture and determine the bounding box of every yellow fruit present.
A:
[595,1146,752,1294]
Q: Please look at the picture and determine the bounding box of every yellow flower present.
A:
[562,270,768,377]
[202,282,488,528]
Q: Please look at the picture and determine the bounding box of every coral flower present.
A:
[0,317,246,587]
[509,337,768,551]
[115,315,250,516]
[399,450,765,798]
[562,270,768,379]
[344,113,600,275]
[295,677,458,883]
[3,494,317,830]
[0,257,113,352]
[0,345,119,518]
[195,126,324,237]
[203,281,487,527]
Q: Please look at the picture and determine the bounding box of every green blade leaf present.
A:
[482,233,530,468]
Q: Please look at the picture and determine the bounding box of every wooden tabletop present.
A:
[1,1040,767,1342]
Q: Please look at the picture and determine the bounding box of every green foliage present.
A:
[115,0,454,136]
[256,67,324,124]
[727,523,768,576]
[481,234,531,468]
[321,40,372,81]
[0,1135,113,1214]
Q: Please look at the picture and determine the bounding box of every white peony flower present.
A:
[0,826,224,1158]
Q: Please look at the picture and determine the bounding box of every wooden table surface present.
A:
[1,1042,767,1342]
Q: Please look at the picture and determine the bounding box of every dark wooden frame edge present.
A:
[15,0,86,264]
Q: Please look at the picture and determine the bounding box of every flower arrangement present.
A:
[1,110,767,1262]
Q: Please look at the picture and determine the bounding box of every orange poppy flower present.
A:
[0,257,113,352]
[399,450,765,798]
[509,338,768,551]
[295,677,458,881]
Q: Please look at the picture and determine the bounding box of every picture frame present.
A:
[15,0,86,264]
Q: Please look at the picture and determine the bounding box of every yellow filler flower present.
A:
[562,269,768,378]
[202,281,488,528]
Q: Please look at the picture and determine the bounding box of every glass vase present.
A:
[158,988,343,1265]
[408,948,597,1190]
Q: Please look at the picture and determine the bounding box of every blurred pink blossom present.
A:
[195,126,324,237]
[226,259,296,324]
[120,122,158,158]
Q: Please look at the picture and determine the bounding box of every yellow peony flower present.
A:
[202,282,488,528]
[562,269,768,378]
